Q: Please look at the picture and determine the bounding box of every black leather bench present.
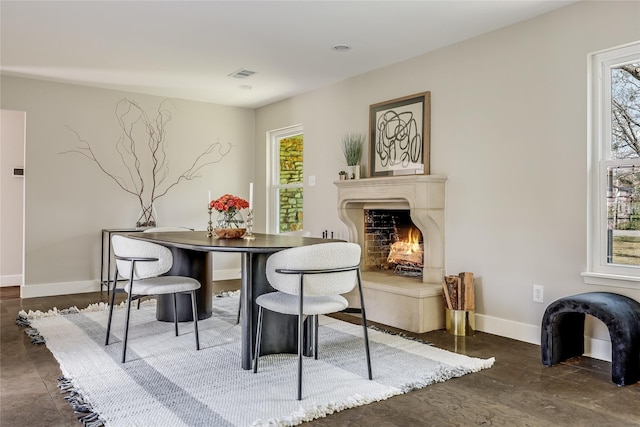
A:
[541,291,640,386]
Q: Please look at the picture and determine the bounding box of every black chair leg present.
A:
[297,279,304,400]
[173,294,179,336]
[191,290,200,350]
[121,290,134,363]
[252,306,264,373]
[357,270,373,380]
[297,313,304,401]
[314,315,319,360]
[105,272,118,346]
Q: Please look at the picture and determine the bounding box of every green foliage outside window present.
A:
[278,135,303,232]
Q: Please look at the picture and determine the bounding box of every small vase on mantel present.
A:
[347,164,360,180]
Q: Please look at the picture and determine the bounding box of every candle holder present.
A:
[206,207,213,237]
[243,208,255,240]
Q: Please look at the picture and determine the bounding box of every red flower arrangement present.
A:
[209,194,249,213]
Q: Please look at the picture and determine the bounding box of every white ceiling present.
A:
[1,0,576,108]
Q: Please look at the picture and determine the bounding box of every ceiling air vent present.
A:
[228,68,256,79]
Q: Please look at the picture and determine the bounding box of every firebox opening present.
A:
[364,209,424,277]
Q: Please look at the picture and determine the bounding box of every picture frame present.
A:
[369,91,430,176]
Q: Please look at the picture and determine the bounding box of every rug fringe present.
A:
[398,357,495,394]
[16,304,114,343]
[18,301,126,322]
[216,289,241,298]
[58,376,106,427]
[15,313,31,327]
[252,389,403,426]
[17,291,240,322]
[367,324,433,345]
[24,328,46,345]
[15,291,241,344]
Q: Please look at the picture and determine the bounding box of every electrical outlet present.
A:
[308,175,316,186]
[533,284,544,303]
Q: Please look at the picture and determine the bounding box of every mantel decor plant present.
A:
[341,132,365,179]
[61,98,232,228]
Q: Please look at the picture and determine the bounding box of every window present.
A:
[584,41,640,287]
[267,125,303,233]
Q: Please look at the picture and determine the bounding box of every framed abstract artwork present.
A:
[369,92,430,176]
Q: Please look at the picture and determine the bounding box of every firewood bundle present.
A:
[442,272,475,311]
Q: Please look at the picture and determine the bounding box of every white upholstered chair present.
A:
[106,235,201,363]
[135,227,193,308]
[236,230,312,324]
[252,242,372,400]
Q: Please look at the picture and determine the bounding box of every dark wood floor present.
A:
[1,282,639,426]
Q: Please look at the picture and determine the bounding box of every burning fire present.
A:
[387,227,424,266]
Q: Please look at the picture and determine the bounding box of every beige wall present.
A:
[0,109,25,286]
[0,77,255,296]
[254,1,640,349]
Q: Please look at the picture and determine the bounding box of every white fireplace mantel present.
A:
[335,175,447,333]
[335,175,447,284]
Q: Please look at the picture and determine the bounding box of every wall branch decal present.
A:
[61,98,232,227]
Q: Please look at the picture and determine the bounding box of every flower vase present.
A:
[214,209,246,239]
[347,165,360,180]
[136,204,157,229]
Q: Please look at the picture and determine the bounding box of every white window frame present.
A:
[583,41,640,288]
[266,124,303,234]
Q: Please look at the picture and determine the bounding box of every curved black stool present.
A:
[541,292,640,386]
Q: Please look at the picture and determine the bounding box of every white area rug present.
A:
[21,293,494,427]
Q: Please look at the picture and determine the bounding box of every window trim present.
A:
[584,41,640,288]
[266,124,303,234]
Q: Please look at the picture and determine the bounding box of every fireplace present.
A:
[335,175,447,333]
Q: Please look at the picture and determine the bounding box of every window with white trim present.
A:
[584,41,640,287]
[267,125,304,234]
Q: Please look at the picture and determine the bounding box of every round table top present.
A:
[130,231,341,253]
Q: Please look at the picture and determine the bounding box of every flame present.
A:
[406,228,420,252]
[388,227,423,264]
[392,227,421,254]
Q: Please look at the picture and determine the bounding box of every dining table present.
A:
[129,230,340,370]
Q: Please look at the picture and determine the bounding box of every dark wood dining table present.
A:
[130,231,339,370]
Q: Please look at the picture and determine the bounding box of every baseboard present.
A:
[476,313,541,344]
[212,269,242,281]
[585,336,613,363]
[21,280,102,298]
[476,313,612,362]
[1,274,22,287]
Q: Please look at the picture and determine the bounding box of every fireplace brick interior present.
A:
[364,209,423,275]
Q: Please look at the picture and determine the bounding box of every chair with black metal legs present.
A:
[106,235,201,363]
[252,242,372,400]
